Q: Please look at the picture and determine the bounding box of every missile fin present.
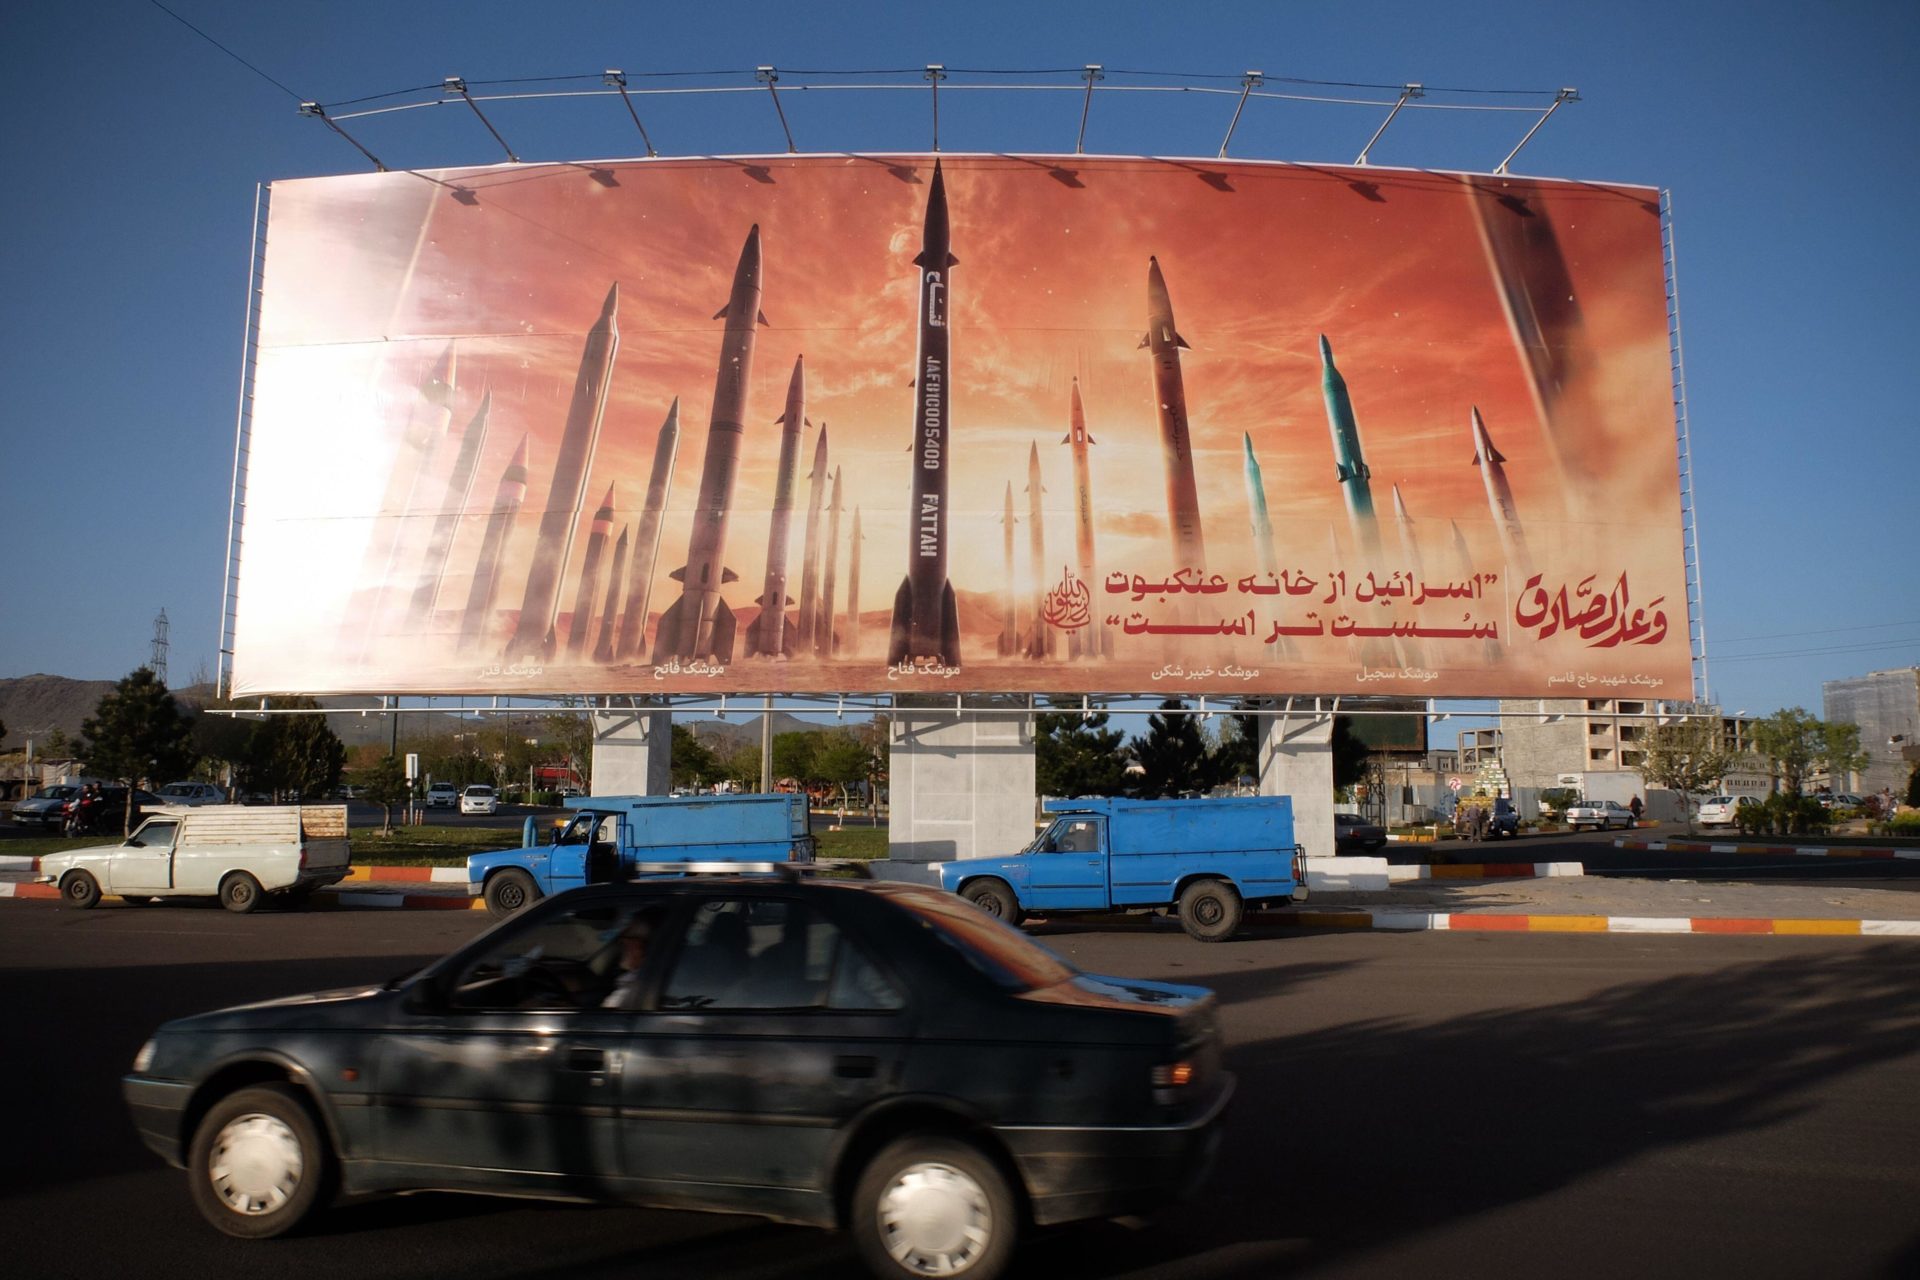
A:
[712,306,728,320]
[1138,334,1150,350]
[1173,330,1191,350]
[757,311,770,327]
[708,600,737,663]
[721,567,740,585]
[650,597,687,663]
[887,579,913,665]
[1062,433,1072,445]
[940,581,961,668]
[668,566,687,583]
[1087,433,1097,445]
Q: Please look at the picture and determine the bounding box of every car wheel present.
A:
[961,879,1023,926]
[220,872,265,914]
[485,868,540,919]
[188,1084,331,1239]
[60,870,102,910]
[852,1134,1017,1280]
[1178,877,1243,943]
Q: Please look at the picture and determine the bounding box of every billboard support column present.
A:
[1258,698,1336,860]
[887,697,1035,863]
[590,701,671,798]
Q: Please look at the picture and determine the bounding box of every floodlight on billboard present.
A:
[228,154,1689,700]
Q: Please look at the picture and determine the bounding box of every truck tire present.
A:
[221,872,265,914]
[852,1134,1017,1280]
[485,868,540,919]
[1178,878,1242,942]
[961,879,1023,926]
[61,870,102,910]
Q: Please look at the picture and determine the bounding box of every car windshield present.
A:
[887,889,1077,992]
[464,786,492,796]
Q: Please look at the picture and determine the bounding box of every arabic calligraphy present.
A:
[651,658,726,681]
[1546,670,1667,689]
[1150,663,1262,682]
[1105,567,1497,605]
[477,663,546,679]
[886,658,962,681]
[1041,566,1092,631]
[1514,572,1668,648]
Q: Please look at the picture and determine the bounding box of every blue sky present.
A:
[1,0,1914,721]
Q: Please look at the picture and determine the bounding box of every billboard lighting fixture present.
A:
[444,73,519,162]
[925,64,947,152]
[1075,64,1105,155]
[1217,71,1264,158]
[605,69,658,157]
[756,65,797,153]
[296,99,387,172]
[1496,86,1579,174]
[1354,83,1424,166]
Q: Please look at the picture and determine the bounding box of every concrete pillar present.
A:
[888,702,1035,862]
[1259,704,1335,859]
[590,706,671,797]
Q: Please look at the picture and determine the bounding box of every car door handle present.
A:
[564,1046,606,1073]
[835,1055,877,1079]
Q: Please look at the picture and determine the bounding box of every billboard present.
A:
[231,154,1690,698]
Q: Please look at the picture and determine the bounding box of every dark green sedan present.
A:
[123,876,1232,1280]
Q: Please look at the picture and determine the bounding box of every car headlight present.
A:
[131,1038,157,1074]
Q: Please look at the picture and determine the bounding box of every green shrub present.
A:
[1890,812,1920,837]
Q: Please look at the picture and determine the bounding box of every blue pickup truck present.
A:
[468,793,814,917]
[935,795,1300,941]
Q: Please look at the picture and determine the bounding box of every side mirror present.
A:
[550,828,562,846]
[126,839,144,848]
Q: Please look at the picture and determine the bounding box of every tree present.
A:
[854,715,890,816]
[82,668,194,831]
[1035,711,1129,798]
[1328,717,1370,792]
[1640,718,1739,830]
[240,698,346,802]
[720,743,762,793]
[1751,708,1868,797]
[354,754,410,835]
[1131,701,1214,797]
[1906,763,1920,809]
[543,713,594,790]
[771,731,819,789]
[814,732,873,815]
[41,727,71,759]
[670,724,719,791]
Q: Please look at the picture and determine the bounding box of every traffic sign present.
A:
[1447,775,1463,792]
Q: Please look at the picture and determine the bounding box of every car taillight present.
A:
[1151,1059,1196,1105]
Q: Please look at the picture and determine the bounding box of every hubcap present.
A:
[1194,896,1223,926]
[208,1113,303,1216]
[230,881,253,905]
[974,894,1001,917]
[499,883,526,909]
[878,1161,993,1276]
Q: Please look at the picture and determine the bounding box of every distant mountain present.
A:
[0,674,117,750]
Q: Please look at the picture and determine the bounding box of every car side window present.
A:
[448,903,636,1012]
[132,820,179,850]
[661,898,902,1012]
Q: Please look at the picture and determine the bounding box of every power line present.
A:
[1710,638,1919,664]
[1714,618,1920,645]
[147,0,304,102]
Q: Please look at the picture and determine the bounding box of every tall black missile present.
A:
[1063,377,1106,659]
[996,481,1018,655]
[1142,257,1207,579]
[458,434,528,651]
[507,286,619,658]
[844,507,864,656]
[407,385,491,630]
[613,399,680,661]
[1024,442,1052,659]
[888,159,962,667]
[566,483,615,656]
[1320,334,1382,558]
[592,524,630,664]
[817,467,844,656]
[795,424,829,651]
[1471,406,1532,573]
[654,226,767,663]
[746,356,807,657]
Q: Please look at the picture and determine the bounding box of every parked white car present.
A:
[459,784,499,816]
[426,782,460,809]
[1566,799,1637,832]
[37,805,351,912]
[155,782,226,807]
[1697,795,1738,827]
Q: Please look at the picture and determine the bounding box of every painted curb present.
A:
[1248,907,1920,936]
[1387,861,1583,882]
[1615,839,1920,861]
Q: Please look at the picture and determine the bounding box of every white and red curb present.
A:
[1615,838,1920,861]
[1249,908,1920,936]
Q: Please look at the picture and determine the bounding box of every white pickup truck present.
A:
[38,805,351,912]
[1565,798,1637,832]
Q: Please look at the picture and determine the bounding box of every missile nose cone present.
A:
[600,481,616,509]
[1318,333,1334,365]
[508,433,530,469]
[1243,432,1256,460]
[600,282,620,317]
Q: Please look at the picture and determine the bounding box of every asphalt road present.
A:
[2,905,1914,1279]
[1412,825,1920,885]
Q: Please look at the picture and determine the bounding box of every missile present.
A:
[1391,484,1425,583]
[566,483,616,656]
[795,425,829,652]
[1319,334,1382,558]
[745,356,807,658]
[458,434,529,651]
[346,341,456,648]
[1024,441,1052,659]
[654,226,767,664]
[507,286,619,658]
[592,524,630,664]
[1243,433,1295,659]
[888,158,963,668]
[1063,378,1105,659]
[613,399,681,661]
[817,467,844,656]
[844,506,864,656]
[1471,406,1532,572]
[1142,257,1207,581]
[996,481,1019,655]
[406,384,492,630]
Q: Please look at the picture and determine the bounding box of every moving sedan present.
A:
[122,876,1231,1280]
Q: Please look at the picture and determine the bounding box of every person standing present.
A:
[1629,794,1644,824]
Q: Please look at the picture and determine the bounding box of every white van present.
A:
[38,805,351,912]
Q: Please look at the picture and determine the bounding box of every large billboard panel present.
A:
[231,154,1690,698]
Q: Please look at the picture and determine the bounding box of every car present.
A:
[1697,795,1738,827]
[1818,793,1864,810]
[155,782,226,807]
[12,784,81,827]
[425,781,460,809]
[459,784,499,815]
[122,876,1231,1278]
[1333,812,1387,853]
[1566,798,1636,832]
[1450,796,1520,839]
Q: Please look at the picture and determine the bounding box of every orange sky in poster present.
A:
[233,154,1689,698]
